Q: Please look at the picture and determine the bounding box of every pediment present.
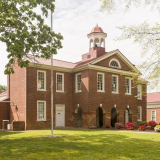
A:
[91,49,139,73]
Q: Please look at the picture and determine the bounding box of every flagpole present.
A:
[51,6,53,137]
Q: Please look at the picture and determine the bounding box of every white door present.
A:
[56,104,65,127]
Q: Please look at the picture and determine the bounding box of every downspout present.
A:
[8,74,10,120]
[25,67,27,130]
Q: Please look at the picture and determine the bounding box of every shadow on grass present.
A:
[0,130,160,160]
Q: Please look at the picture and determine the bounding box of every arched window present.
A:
[109,59,121,68]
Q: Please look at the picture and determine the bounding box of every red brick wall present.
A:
[95,54,131,71]
[9,62,26,123]
[147,108,160,123]
[0,99,10,129]
[26,67,73,129]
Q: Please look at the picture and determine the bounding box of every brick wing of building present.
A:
[147,92,160,123]
[3,25,147,130]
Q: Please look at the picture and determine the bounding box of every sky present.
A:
[0,0,159,92]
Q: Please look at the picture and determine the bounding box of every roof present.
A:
[147,92,160,103]
[23,55,77,69]
[0,91,7,101]
[75,50,117,67]
[138,77,147,81]
[0,91,7,97]
[90,24,104,33]
[23,49,137,71]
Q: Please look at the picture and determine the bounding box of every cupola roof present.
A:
[90,24,104,33]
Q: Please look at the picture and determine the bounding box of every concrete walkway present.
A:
[0,127,160,134]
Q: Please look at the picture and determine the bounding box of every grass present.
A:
[0,129,160,160]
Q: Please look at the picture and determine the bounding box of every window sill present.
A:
[37,89,47,92]
[56,91,65,93]
[112,92,119,94]
[37,120,46,121]
[75,91,82,93]
[137,119,142,121]
[137,98,142,100]
[125,93,132,95]
[97,90,105,93]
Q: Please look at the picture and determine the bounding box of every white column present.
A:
[99,38,101,47]
[93,39,95,47]
[89,40,91,48]
[103,39,105,48]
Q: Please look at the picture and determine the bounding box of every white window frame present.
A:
[37,101,46,121]
[112,75,119,94]
[56,73,64,92]
[137,106,142,121]
[109,58,121,69]
[151,110,156,121]
[97,72,105,92]
[75,73,81,93]
[137,85,142,100]
[37,70,46,91]
[125,77,131,95]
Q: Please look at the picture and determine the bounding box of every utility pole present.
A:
[51,7,53,137]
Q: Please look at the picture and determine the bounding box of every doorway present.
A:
[125,109,129,124]
[77,107,82,127]
[111,108,117,127]
[96,107,103,128]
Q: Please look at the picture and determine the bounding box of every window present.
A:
[125,77,131,94]
[37,101,46,121]
[37,70,46,91]
[112,75,118,93]
[56,73,64,92]
[97,73,105,92]
[151,110,156,121]
[137,85,142,99]
[137,106,142,121]
[109,59,121,68]
[75,73,81,92]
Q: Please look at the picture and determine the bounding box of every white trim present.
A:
[29,62,141,76]
[109,58,121,69]
[151,110,156,121]
[137,85,142,100]
[75,73,82,93]
[125,77,131,95]
[147,102,160,108]
[37,70,46,91]
[88,64,140,76]
[37,101,46,121]
[112,75,119,94]
[56,73,64,92]
[137,106,142,121]
[97,72,105,92]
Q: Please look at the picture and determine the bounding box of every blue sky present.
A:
[0,0,158,92]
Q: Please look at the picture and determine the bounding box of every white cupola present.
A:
[87,24,107,49]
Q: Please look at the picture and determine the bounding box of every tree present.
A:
[0,85,7,94]
[0,0,63,75]
[99,0,160,90]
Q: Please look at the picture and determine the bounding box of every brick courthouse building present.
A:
[4,25,147,130]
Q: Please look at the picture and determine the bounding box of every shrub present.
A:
[105,124,110,128]
[148,121,157,129]
[115,123,123,129]
[154,125,160,132]
[138,125,146,131]
[139,121,147,126]
[125,122,135,130]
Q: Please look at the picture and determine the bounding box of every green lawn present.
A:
[0,129,159,160]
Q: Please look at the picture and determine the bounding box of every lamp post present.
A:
[51,7,53,137]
